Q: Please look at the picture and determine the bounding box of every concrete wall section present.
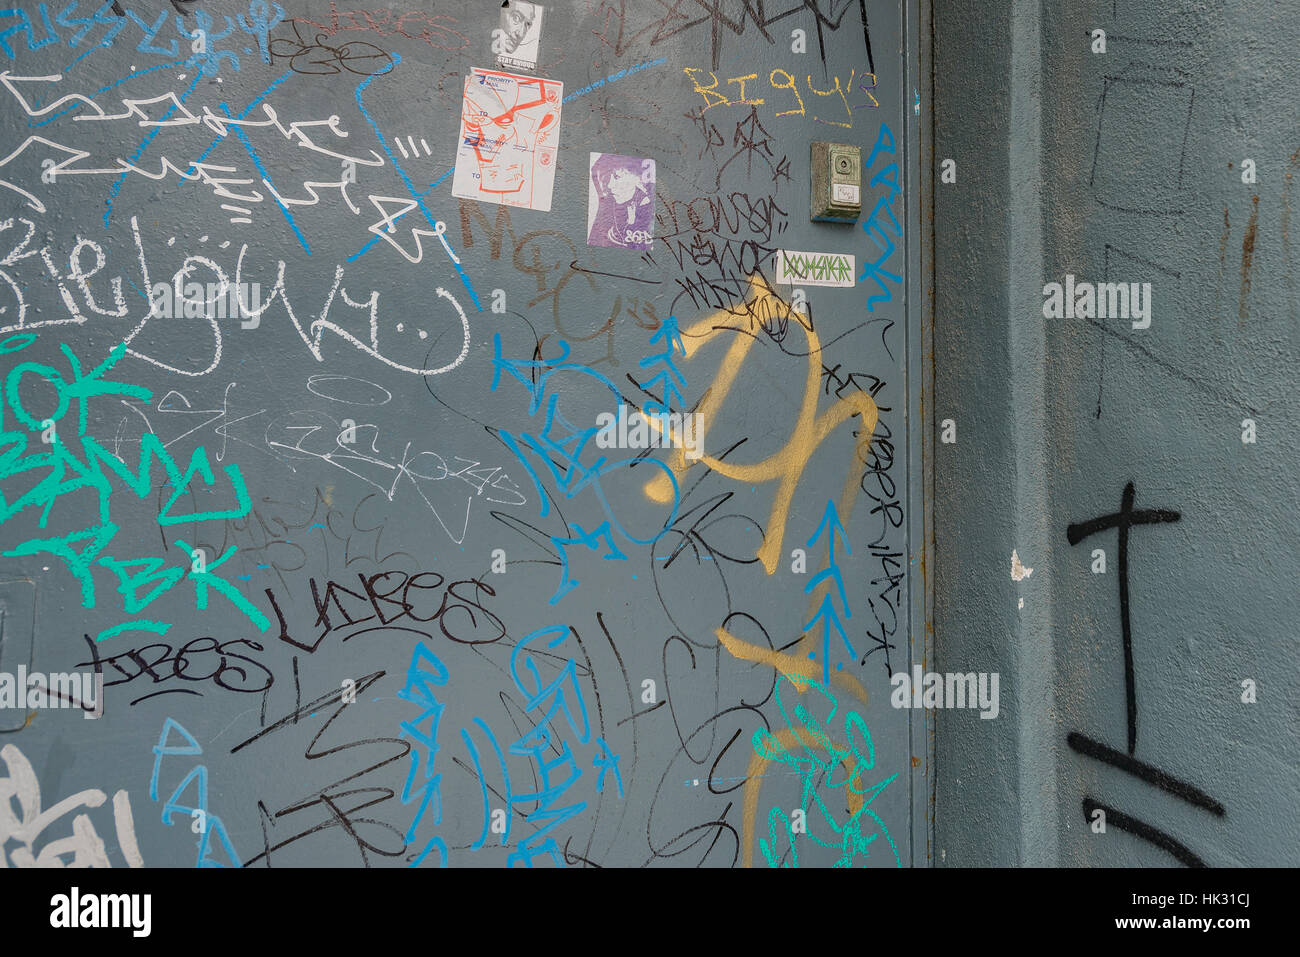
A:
[932,0,1300,866]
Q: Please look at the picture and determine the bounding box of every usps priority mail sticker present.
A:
[452,68,562,212]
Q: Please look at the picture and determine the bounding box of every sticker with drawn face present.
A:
[452,68,563,212]
[497,1,542,71]
[587,153,655,250]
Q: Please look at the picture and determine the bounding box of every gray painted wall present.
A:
[932,0,1299,866]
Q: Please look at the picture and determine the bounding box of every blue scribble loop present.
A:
[490,330,683,603]
[238,0,284,63]
[2,2,296,78]
[859,121,903,312]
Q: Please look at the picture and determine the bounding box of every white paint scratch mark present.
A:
[1011,549,1034,581]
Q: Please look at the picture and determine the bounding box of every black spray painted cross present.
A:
[1066,481,1225,867]
[1066,480,1180,755]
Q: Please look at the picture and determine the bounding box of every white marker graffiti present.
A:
[0,743,144,868]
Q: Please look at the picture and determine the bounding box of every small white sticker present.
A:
[774,249,855,287]
[496,1,543,72]
[832,183,860,205]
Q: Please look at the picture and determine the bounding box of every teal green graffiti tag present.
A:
[753,673,899,868]
[0,336,264,639]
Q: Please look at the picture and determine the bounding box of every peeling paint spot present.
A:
[1239,194,1259,322]
[1011,549,1034,581]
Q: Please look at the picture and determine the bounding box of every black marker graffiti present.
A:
[269,21,396,76]
[78,633,274,706]
[590,0,872,73]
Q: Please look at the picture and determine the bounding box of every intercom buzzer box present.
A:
[811,141,862,223]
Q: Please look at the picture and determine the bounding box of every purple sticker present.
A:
[587,153,655,250]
